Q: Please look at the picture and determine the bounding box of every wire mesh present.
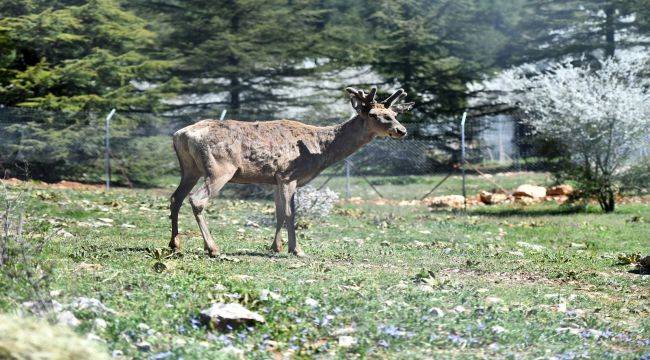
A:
[2,106,645,201]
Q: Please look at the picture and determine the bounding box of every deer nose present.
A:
[393,126,407,138]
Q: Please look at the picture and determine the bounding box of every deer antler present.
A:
[382,88,407,108]
[346,87,377,106]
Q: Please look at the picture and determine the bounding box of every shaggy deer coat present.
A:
[170,87,413,257]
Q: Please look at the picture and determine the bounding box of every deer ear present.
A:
[349,95,364,113]
[391,102,415,113]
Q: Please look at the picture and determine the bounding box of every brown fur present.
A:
[169,87,412,257]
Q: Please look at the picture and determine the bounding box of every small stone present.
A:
[491,325,506,334]
[137,323,150,332]
[135,341,152,352]
[429,307,445,318]
[453,305,466,313]
[219,346,244,359]
[332,326,356,336]
[305,298,319,307]
[57,310,81,327]
[94,318,108,330]
[485,297,502,305]
[338,336,357,348]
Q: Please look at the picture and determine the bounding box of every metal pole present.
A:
[344,159,351,200]
[460,111,467,211]
[220,109,227,121]
[105,109,116,191]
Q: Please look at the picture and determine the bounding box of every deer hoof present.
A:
[290,249,306,258]
[206,248,220,258]
[270,243,283,253]
[169,239,181,253]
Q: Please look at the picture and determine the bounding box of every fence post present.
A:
[344,159,351,200]
[460,111,467,211]
[104,108,116,191]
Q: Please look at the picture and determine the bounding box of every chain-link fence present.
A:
[5,106,637,201]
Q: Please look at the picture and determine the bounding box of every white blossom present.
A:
[498,54,650,179]
[295,186,339,218]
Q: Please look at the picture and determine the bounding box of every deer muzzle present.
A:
[389,125,407,139]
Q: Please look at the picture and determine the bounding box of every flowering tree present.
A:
[498,54,650,212]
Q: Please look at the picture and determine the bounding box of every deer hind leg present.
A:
[189,164,237,257]
[169,174,199,252]
[270,186,285,253]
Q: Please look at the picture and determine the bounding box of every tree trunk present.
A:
[598,189,616,213]
[604,6,615,58]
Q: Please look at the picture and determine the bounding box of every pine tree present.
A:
[0,0,173,113]
[505,0,649,64]
[150,0,351,118]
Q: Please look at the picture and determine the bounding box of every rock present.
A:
[75,262,103,271]
[453,305,466,313]
[513,184,546,199]
[338,336,357,348]
[429,307,445,318]
[516,241,545,251]
[305,298,319,307]
[547,184,574,196]
[259,289,282,301]
[199,303,265,331]
[639,255,650,268]
[22,299,64,316]
[137,323,150,332]
[491,325,506,334]
[94,318,108,330]
[218,346,245,359]
[70,297,116,315]
[550,195,569,204]
[56,228,74,238]
[332,326,356,336]
[485,297,502,305]
[514,196,537,206]
[426,195,465,208]
[135,341,152,352]
[479,191,508,205]
[57,311,81,327]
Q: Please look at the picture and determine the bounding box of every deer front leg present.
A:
[279,181,304,257]
[270,187,284,253]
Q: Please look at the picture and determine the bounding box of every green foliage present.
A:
[0,0,174,112]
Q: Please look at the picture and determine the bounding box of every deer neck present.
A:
[319,115,375,166]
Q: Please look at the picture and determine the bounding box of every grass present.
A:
[1,180,649,359]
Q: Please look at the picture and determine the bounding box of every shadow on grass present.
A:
[429,204,596,218]
[228,250,283,258]
[113,246,153,253]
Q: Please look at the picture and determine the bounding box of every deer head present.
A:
[345,87,414,139]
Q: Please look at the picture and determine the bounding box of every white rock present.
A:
[338,336,357,348]
[200,303,265,329]
[485,297,502,305]
[305,298,319,307]
[513,184,546,198]
[516,241,545,251]
[71,297,116,315]
[453,305,466,313]
[57,310,81,327]
[219,346,245,359]
[491,325,506,334]
[94,318,108,330]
